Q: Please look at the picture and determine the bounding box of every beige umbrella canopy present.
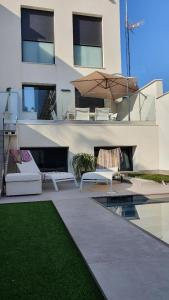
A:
[71,71,138,100]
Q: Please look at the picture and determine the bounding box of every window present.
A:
[21,148,68,172]
[94,147,133,171]
[21,8,54,64]
[22,85,56,120]
[75,89,104,112]
[73,15,103,68]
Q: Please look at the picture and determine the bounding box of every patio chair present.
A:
[16,151,78,192]
[80,167,118,191]
[75,108,90,121]
[95,108,110,121]
[109,113,118,121]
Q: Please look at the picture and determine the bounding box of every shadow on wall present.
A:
[16,122,155,172]
[0,5,23,89]
[0,4,83,113]
[17,123,122,171]
[117,95,137,121]
[117,92,156,122]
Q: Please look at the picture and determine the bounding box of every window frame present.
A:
[22,84,56,119]
[72,13,104,69]
[21,7,55,65]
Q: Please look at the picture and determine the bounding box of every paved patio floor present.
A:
[1,177,169,204]
[1,178,169,299]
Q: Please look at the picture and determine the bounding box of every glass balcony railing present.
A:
[54,92,156,122]
[0,90,156,123]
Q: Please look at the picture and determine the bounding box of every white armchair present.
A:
[109,113,118,121]
[75,108,90,120]
[95,108,109,121]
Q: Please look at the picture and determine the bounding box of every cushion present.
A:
[6,173,41,182]
[96,167,118,172]
[82,171,113,181]
[44,172,75,180]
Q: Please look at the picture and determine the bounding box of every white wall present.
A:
[17,122,159,171]
[156,92,169,170]
[117,80,163,122]
[0,0,121,119]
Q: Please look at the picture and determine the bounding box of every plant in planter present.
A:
[72,153,96,179]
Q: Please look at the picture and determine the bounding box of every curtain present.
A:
[97,148,122,170]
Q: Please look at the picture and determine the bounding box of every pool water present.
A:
[94,195,169,245]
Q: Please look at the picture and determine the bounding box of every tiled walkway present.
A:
[53,196,169,300]
[1,178,169,299]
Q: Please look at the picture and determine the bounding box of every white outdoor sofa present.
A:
[80,167,119,191]
[5,173,42,196]
[5,151,78,195]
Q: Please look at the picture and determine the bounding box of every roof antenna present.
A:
[125,0,144,77]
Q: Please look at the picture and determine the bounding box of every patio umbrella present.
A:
[71,71,138,101]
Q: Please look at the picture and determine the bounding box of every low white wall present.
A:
[156,92,169,170]
[17,122,159,171]
[117,80,163,122]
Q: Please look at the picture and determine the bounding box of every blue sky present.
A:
[120,0,169,91]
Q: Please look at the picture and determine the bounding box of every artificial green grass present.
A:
[129,173,169,183]
[0,201,104,300]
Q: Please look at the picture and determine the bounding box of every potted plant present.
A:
[72,153,96,179]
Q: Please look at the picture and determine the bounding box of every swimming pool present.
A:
[94,195,169,246]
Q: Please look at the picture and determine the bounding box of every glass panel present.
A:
[22,41,54,64]
[23,87,36,112]
[23,86,56,120]
[74,45,103,68]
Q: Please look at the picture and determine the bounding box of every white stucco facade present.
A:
[0,0,121,119]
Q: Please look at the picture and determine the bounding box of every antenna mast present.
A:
[125,0,131,77]
[125,0,143,77]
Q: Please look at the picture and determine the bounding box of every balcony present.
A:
[0,87,157,126]
[31,90,156,124]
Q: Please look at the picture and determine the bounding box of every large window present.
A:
[22,85,56,120]
[21,8,54,64]
[21,148,68,172]
[73,15,103,68]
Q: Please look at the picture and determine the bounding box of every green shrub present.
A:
[72,153,96,179]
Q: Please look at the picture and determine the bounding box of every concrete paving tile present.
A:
[54,197,169,265]
[90,260,169,300]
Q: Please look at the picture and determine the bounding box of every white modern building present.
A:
[0,0,169,180]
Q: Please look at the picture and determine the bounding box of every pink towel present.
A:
[20,150,32,162]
